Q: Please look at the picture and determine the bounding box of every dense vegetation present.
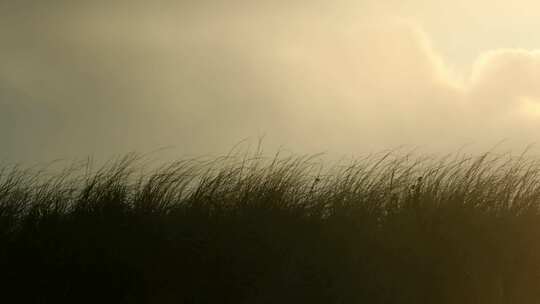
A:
[2,150,540,303]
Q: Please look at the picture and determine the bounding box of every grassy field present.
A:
[2,150,540,303]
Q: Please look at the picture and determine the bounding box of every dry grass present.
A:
[2,150,540,303]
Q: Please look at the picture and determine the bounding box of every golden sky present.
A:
[2,1,540,162]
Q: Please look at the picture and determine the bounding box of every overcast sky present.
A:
[3,0,540,162]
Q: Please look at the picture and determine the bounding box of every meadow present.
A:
[2,149,540,303]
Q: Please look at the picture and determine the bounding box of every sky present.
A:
[2,0,540,162]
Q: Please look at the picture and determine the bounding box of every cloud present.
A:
[469,50,540,107]
[2,2,540,162]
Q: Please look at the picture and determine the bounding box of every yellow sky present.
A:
[1,1,540,162]
[389,0,540,71]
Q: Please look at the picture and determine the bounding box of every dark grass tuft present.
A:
[2,151,540,303]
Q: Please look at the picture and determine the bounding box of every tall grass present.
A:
[2,151,540,303]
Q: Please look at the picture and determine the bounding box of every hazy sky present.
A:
[3,0,540,162]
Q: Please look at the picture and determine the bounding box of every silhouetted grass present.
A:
[2,150,540,303]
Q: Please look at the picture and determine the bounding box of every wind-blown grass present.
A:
[2,151,540,303]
